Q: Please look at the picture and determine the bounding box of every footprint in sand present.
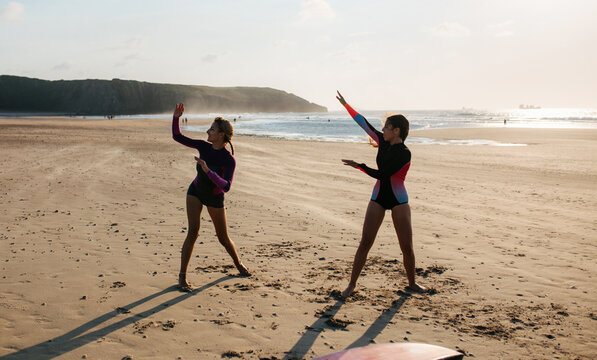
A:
[111,281,126,288]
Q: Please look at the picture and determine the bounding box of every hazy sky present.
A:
[1,0,596,110]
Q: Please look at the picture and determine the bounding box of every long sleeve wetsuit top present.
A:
[342,102,411,209]
[172,116,235,195]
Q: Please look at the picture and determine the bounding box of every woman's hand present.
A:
[194,156,210,173]
[173,103,185,118]
[336,90,346,105]
[342,159,360,168]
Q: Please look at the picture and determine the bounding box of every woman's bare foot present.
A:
[236,263,251,277]
[406,283,427,293]
[178,273,192,292]
[341,284,356,299]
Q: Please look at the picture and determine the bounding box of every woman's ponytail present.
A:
[214,117,235,155]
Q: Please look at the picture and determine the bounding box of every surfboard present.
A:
[313,342,464,360]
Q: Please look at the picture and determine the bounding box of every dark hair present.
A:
[213,117,234,155]
[386,114,409,142]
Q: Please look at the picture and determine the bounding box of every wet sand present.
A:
[1,117,596,359]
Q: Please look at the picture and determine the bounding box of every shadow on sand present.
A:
[345,292,410,349]
[1,276,233,360]
[283,300,345,360]
[283,292,410,359]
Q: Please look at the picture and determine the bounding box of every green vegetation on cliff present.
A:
[0,75,327,115]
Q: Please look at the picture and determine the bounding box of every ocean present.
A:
[77,107,597,145]
[176,108,597,146]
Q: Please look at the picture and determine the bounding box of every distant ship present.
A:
[519,104,541,109]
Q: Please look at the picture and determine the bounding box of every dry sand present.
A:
[0,117,596,359]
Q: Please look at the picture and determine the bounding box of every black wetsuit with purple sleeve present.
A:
[172,116,235,208]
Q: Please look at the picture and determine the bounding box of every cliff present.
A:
[0,75,327,115]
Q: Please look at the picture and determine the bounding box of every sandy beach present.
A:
[0,116,596,359]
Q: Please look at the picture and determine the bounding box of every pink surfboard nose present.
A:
[313,343,464,360]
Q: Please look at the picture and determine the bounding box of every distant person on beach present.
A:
[336,91,427,297]
[172,103,250,291]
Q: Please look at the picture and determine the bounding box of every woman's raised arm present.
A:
[336,91,380,144]
[172,103,203,148]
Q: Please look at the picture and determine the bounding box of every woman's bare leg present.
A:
[179,195,203,288]
[207,206,250,276]
[391,203,426,292]
[342,201,386,298]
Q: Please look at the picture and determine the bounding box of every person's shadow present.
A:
[1,276,233,360]
[283,292,410,359]
[345,292,410,349]
[283,300,345,360]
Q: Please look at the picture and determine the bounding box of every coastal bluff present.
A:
[0,75,327,115]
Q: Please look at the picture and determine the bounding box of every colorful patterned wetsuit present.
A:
[172,116,235,208]
[343,102,411,209]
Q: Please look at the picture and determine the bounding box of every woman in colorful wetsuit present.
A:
[172,103,249,290]
[336,91,426,297]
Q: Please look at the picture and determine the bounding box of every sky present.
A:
[1,0,596,111]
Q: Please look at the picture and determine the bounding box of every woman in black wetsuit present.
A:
[172,103,249,291]
[336,91,426,297]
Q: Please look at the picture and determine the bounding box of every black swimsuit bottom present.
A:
[187,181,224,208]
